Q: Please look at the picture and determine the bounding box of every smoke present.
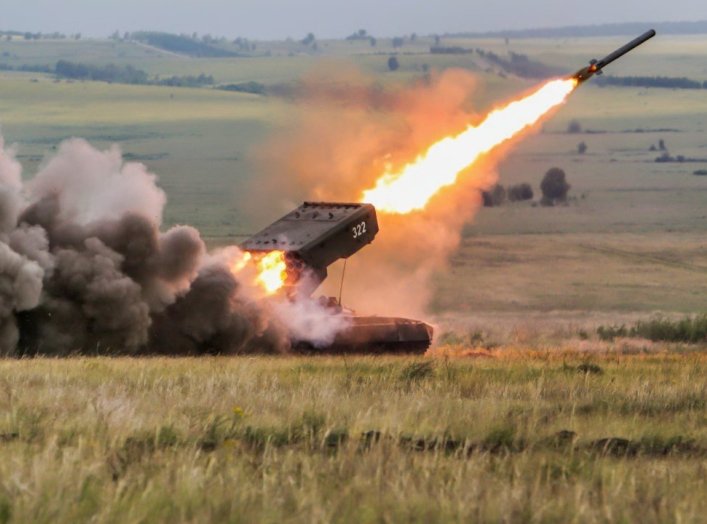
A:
[272,296,352,348]
[251,67,502,317]
[0,136,314,356]
[0,66,536,356]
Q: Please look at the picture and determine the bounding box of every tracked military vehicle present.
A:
[241,202,433,354]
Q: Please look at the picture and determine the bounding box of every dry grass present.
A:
[0,350,705,523]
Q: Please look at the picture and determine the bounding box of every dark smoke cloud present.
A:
[149,261,287,355]
[0,137,289,356]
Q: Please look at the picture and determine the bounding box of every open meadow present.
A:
[1,31,707,522]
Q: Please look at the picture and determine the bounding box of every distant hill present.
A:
[130,31,239,58]
[451,21,707,39]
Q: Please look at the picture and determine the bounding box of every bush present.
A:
[507,183,533,202]
[387,56,399,71]
[481,184,506,207]
[632,316,707,343]
[540,168,570,204]
[577,141,587,154]
[597,315,707,343]
[219,81,267,95]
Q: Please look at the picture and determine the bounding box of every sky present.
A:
[3,0,707,40]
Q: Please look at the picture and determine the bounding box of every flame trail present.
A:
[361,78,577,214]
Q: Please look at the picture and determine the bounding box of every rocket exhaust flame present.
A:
[361,78,577,214]
[254,251,288,294]
[229,250,288,295]
[360,30,656,214]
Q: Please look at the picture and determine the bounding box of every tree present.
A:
[577,141,587,154]
[508,183,534,202]
[482,184,506,207]
[392,36,404,48]
[567,119,582,134]
[387,56,399,71]
[301,33,315,46]
[490,184,506,206]
[540,168,570,205]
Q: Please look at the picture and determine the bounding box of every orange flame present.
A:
[254,251,288,295]
[229,250,288,295]
[361,78,577,214]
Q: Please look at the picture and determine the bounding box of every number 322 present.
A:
[352,222,367,238]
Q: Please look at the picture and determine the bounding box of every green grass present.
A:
[0,352,704,522]
[1,34,707,522]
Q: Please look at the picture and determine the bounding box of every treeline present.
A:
[0,63,53,73]
[481,183,534,206]
[130,32,239,58]
[56,60,214,87]
[482,168,574,208]
[596,75,707,89]
[430,46,473,55]
[4,60,216,88]
[219,82,267,95]
[0,30,79,41]
[56,60,148,84]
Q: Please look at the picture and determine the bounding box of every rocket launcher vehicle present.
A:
[573,29,656,83]
[241,202,433,353]
[241,202,379,297]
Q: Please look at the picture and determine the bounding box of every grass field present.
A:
[1,33,706,522]
[0,351,704,522]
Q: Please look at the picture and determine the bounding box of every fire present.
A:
[361,78,577,214]
[254,251,288,294]
[229,250,288,295]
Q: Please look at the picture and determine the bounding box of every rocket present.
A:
[573,29,656,83]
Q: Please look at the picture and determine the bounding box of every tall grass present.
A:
[598,315,707,342]
[0,351,704,522]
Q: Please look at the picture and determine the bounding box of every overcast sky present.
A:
[3,0,707,39]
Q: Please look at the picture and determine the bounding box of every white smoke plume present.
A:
[272,296,352,348]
